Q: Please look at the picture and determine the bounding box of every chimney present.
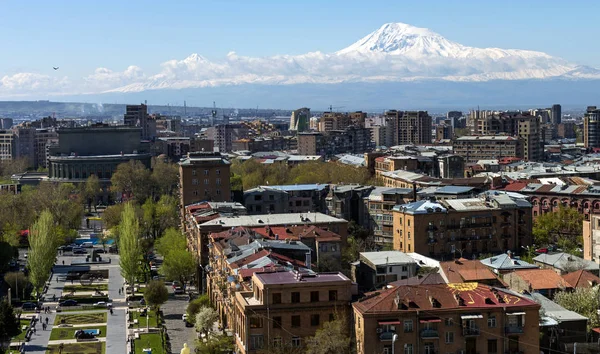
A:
[412,183,417,201]
[507,250,512,259]
[305,251,312,270]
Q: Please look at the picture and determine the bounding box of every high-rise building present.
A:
[397,111,432,145]
[178,151,231,211]
[289,107,310,131]
[435,123,453,141]
[0,118,13,130]
[584,106,600,148]
[0,130,15,161]
[557,122,576,139]
[123,104,155,140]
[34,128,58,169]
[551,104,562,125]
[514,116,542,161]
[446,111,462,128]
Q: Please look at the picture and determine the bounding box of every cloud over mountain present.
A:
[1,22,599,98]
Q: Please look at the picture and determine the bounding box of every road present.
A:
[162,291,197,353]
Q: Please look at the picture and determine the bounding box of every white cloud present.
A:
[0,73,69,96]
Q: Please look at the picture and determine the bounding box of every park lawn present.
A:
[54,312,107,325]
[134,333,165,354]
[12,319,31,341]
[49,325,107,341]
[46,342,105,354]
[63,284,108,292]
[131,310,159,328]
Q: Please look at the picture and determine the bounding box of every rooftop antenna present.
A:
[184,100,187,116]
[211,101,217,126]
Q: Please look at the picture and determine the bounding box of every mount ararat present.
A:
[3,22,600,109]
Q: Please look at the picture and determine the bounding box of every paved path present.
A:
[104,257,127,354]
[162,292,197,353]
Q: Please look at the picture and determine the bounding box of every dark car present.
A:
[73,248,87,255]
[95,249,106,254]
[185,320,194,328]
[60,300,78,306]
[21,302,37,311]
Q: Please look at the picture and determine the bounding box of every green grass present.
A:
[63,284,108,292]
[46,342,105,354]
[54,312,107,325]
[130,310,159,328]
[11,319,31,342]
[49,325,107,340]
[134,333,165,354]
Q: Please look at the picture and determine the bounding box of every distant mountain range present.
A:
[2,22,600,109]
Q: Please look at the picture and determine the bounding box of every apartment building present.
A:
[318,111,366,132]
[290,107,310,132]
[123,104,156,140]
[453,136,523,164]
[584,106,600,148]
[353,283,540,354]
[351,251,417,291]
[397,111,432,145]
[297,127,373,156]
[34,128,58,168]
[393,194,533,259]
[233,270,353,353]
[364,187,414,245]
[242,186,289,214]
[179,151,231,211]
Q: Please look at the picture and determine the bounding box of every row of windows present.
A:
[383,340,499,354]
[191,178,222,185]
[272,290,338,304]
[250,313,335,329]
[191,189,222,196]
[191,169,221,176]
[373,316,499,334]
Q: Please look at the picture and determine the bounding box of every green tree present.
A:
[0,300,20,347]
[186,295,210,324]
[111,160,152,202]
[195,306,218,338]
[151,158,179,196]
[195,334,233,354]
[102,203,126,230]
[0,241,16,273]
[27,210,59,297]
[143,280,169,327]
[83,174,101,212]
[160,248,196,288]
[305,316,351,354]
[118,203,143,294]
[533,206,583,250]
[554,286,600,331]
[142,195,178,239]
[154,228,187,257]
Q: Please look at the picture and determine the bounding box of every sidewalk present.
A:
[105,254,127,354]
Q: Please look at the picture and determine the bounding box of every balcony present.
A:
[504,326,524,334]
[379,331,396,341]
[462,326,480,336]
[420,329,439,338]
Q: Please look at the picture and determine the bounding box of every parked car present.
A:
[73,248,87,255]
[535,248,548,254]
[21,302,36,311]
[174,287,184,295]
[60,300,78,307]
[81,242,94,248]
[93,301,109,307]
[182,314,188,321]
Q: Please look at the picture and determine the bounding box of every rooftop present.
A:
[480,254,538,271]
[263,184,328,192]
[511,269,571,290]
[360,251,416,266]
[201,212,346,228]
[561,269,600,288]
[533,252,598,272]
[529,293,588,323]
[254,270,350,285]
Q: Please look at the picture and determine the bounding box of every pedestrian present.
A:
[45,317,49,325]
[42,323,46,331]
[33,327,36,335]
[62,260,64,265]
[56,277,59,283]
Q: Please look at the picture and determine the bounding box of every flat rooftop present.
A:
[201,212,346,227]
[255,270,350,285]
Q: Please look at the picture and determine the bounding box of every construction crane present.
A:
[329,105,346,112]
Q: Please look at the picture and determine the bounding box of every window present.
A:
[204,169,209,176]
[329,313,335,322]
[445,331,454,343]
[444,318,454,326]
[250,335,264,350]
[310,314,320,326]
[192,169,196,176]
[273,337,282,347]
[193,190,198,196]
[403,320,413,332]
[272,293,281,304]
[204,190,209,196]
[216,189,221,195]
[273,316,282,329]
[488,339,498,354]
[408,220,410,226]
[291,337,301,347]
[216,169,221,175]
[329,290,337,301]
[291,315,301,327]
[204,179,209,185]
[291,292,300,303]
[192,179,198,185]
[216,178,221,186]
[269,194,275,201]
[404,343,413,354]
[249,316,262,328]
[408,232,411,240]
[310,291,319,302]
[383,347,392,354]
[488,315,496,328]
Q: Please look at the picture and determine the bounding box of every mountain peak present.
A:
[337,22,462,56]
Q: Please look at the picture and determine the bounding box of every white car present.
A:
[182,314,188,321]
[150,266,158,271]
[93,301,108,307]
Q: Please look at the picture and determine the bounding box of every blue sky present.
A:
[0,0,598,78]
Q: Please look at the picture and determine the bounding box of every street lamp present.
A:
[392,334,398,354]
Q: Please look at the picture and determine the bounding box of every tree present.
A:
[111,160,152,202]
[151,159,179,196]
[27,210,59,297]
[102,203,126,230]
[554,286,600,331]
[83,175,101,212]
[186,295,211,324]
[195,334,233,354]
[160,249,196,289]
[195,306,218,338]
[154,228,187,257]
[533,206,583,251]
[142,195,178,239]
[118,203,143,294]
[3,272,30,300]
[0,300,20,346]
[0,241,16,273]
[305,316,351,354]
[143,280,169,327]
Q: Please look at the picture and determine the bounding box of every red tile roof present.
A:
[353,283,539,314]
[562,270,600,288]
[503,182,528,192]
[440,259,499,283]
[512,269,571,290]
